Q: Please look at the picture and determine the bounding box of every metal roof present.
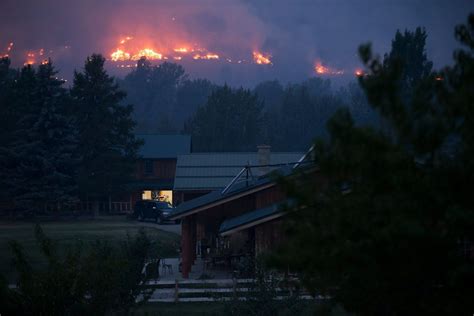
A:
[174,152,304,190]
[137,134,191,159]
[168,166,295,220]
[219,203,284,235]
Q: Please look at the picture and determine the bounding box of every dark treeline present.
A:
[120,58,377,152]
[0,55,141,212]
[0,25,434,212]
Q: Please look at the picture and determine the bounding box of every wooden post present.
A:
[233,277,237,300]
[174,279,179,302]
[108,195,112,213]
[181,218,191,278]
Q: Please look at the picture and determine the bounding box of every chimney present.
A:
[257,145,271,176]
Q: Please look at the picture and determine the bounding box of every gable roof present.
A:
[173,152,304,191]
[219,202,286,236]
[168,165,295,220]
[137,134,191,159]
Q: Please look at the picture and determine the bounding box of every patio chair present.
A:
[145,259,160,280]
[161,258,173,275]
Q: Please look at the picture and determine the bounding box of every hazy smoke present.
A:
[1,0,472,86]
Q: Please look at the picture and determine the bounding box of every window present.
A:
[144,160,154,174]
[142,190,152,200]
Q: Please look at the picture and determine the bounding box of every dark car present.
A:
[134,200,174,224]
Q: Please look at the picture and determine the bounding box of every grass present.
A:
[131,301,328,316]
[131,302,226,316]
[0,216,180,282]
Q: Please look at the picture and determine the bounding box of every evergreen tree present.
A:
[3,61,79,211]
[70,54,141,202]
[385,27,433,90]
[185,85,263,151]
[175,78,217,129]
[0,57,19,205]
[273,85,317,151]
[272,15,474,316]
[122,59,187,133]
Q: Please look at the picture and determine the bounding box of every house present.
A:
[173,146,304,205]
[129,134,191,207]
[105,134,191,213]
[168,147,315,278]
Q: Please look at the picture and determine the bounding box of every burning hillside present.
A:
[108,36,273,67]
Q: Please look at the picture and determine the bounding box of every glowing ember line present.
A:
[315,62,344,75]
[173,47,188,53]
[253,51,272,65]
[193,53,219,60]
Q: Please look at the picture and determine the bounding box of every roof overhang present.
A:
[168,181,275,220]
[220,212,285,236]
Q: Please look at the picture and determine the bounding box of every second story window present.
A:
[144,160,154,175]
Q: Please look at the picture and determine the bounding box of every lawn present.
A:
[0,216,180,282]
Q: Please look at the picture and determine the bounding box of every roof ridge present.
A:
[177,152,305,156]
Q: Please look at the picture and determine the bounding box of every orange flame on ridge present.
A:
[252,51,272,65]
[314,61,344,75]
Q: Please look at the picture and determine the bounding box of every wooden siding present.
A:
[136,158,177,180]
[255,219,284,256]
[255,186,285,209]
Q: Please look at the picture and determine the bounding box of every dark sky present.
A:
[1,0,472,86]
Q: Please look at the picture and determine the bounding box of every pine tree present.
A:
[0,57,19,205]
[185,85,263,151]
[70,54,141,203]
[272,15,474,316]
[7,61,79,212]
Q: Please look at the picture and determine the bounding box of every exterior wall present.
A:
[179,194,257,277]
[178,183,291,277]
[255,219,284,256]
[136,158,177,181]
[255,186,285,209]
[174,190,212,206]
[130,158,178,209]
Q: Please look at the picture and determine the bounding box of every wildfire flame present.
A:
[111,49,131,61]
[173,47,189,53]
[252,51,272,65]
[108,36,278,67]
[193,53,219,60]
[131,48,162,60]
[315,61,344,75]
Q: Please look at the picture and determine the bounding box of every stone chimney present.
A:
[257,145,271,176]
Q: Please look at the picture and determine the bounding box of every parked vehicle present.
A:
[134,200,174,224]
